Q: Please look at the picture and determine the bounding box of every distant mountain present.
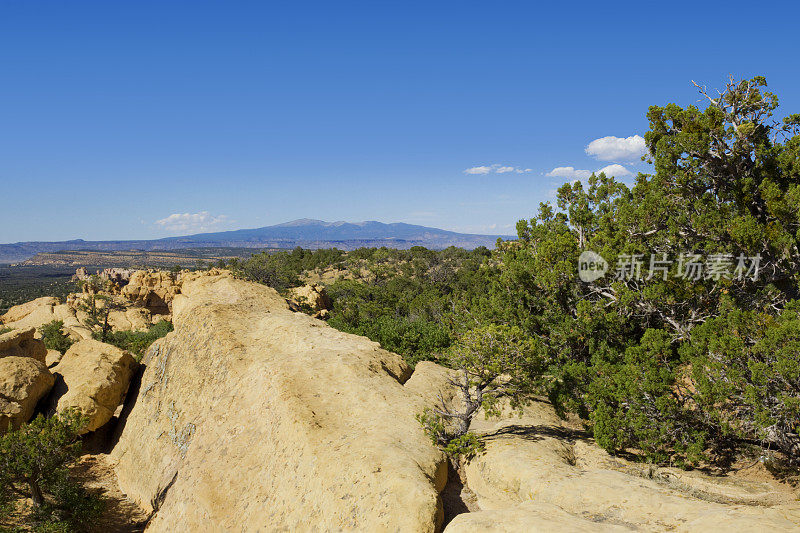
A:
[0,219,513,264]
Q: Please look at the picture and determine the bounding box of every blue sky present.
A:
[2,0,799,242]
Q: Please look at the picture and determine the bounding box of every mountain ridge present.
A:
[0,219,513,263]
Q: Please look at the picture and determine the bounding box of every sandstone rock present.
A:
[445,501,634,532]
[150,314,169,326]
[99,268,134,285]
[404,360,462,413]
[0,297,92,345]
[443,400,800,532]
[72,267,89,281]
[1,296,59,323]
[62,293,149,334]
[107,308,153,332]
[50,339,138,434]
[0,357,54,434]
[287,283,332,319]
[73,268,135,294]
[0,297,73,330]
[0,327,47,363]
[46,349,62,368]
[120,271,182,314]
[61,321,95,341]
[111,272,447,532]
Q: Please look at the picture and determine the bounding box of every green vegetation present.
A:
[0,410,103,531]
[230,245,490,364]
[97,320,173,360]
[483,76,800,466]
[4,76,795,471]
[38,321,75,355]
[0,266,75,315]
[226,246,346,292]
[418,324,544,456]
[75,293,122,344]
[234,77,800,469]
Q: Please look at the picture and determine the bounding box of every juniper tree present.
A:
[489,76,800,464]
[418,324,544,455]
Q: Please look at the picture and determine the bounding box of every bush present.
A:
[418,325,544,458]
[483,76,800,465]
[685,301,800,461]
[0,410,103,531]
[417,409,485,459]
[588,329,706,466]
[38,321,74,355]
[96,320,173,360]
[233,245,492,365]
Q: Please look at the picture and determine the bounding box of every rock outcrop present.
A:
[0,327,47,363]
[73,267,134,286]
[45,349,63,368]
[0,357,54,434]
[0,328,54,433]
[286,283,332,319]
[443,400,800,532]
[110,272,447,532]
[107,307,154,332]
[1,297,94,341]
[1,297,70,330]
[49,339,138,434]
[1,285,167,341]
[120,271,182,314]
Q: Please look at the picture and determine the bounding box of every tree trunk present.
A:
[28,480,44,507]
[457,416,470,437]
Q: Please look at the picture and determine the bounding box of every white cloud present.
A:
[464,164,532,175]
[545,166,593,180]
[464,166,492,175]
[155,211,229,233]
[585,135,646,161]
[545,163,633,180]
[597,164,632,177]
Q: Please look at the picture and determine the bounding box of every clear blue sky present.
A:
[2,0,798,242]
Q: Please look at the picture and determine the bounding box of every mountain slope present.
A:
[0,219,512,263]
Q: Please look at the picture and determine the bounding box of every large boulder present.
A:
[1,297,76,330]
[107,307,153,332]
[286,283,332,319]
[1,297,92,341]
[0,328,47,363]
[120,271,182,314]
[1,297,61,325]
[0,357,54,434]
[50,339,138,434]
[110,272,447,532]
[443,401,800,531]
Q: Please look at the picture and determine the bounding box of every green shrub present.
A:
[0,410,103,531]
[417,409,485,459]
[483,76,800,465]
[417,325,543,459]
[38,321,74,355]
[96,320,173,360]
[684,301,800,461]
